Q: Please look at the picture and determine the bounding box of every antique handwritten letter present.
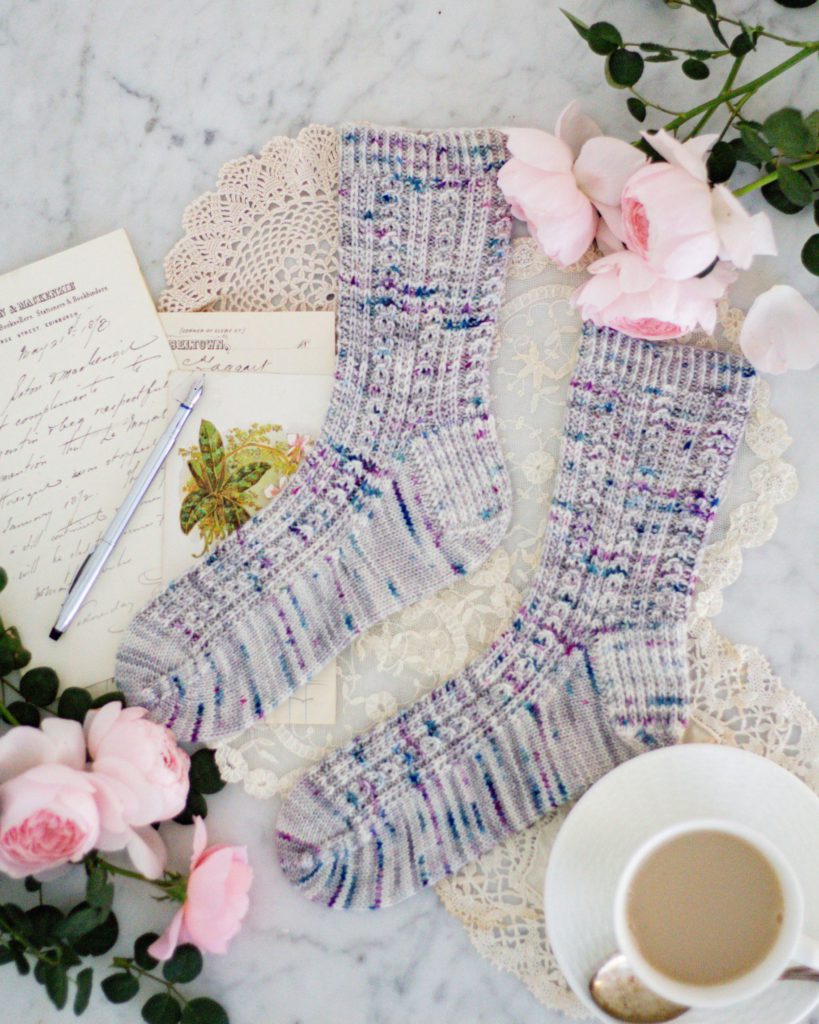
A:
[0,231,174,687]
[160,314,338,726]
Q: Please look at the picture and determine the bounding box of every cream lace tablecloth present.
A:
[160,125,817,1016]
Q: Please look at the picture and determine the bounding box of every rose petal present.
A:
[504,128,574,173]
[147,909,185,962]
[84,701,123,758]
[739,285,819,374]
[711,185,777,269]
[0,719,85,783]
[191,815,208,865]
[126,826,167,879]
[534,202,598,265]
[643,130,717,182]
[554,100,602,158]
[574,136,647,207]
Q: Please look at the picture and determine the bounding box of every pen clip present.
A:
[68,552,93,594]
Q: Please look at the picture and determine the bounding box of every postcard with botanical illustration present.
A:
[162,369,336,726]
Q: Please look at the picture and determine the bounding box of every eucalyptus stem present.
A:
[111,957,191,1007]
[628,86,682,117]
[0,701,20,727]
[662,44,818,133]
[687,53,745,137]
[734,155,819,196]
[671,0,812,48]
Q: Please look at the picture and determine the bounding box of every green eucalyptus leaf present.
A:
[102,972,140,1004]
[134,932,160,970]
[763,108,813,159]
[12,948,30,975]
[729,31,755,56]
[57,687,93,722]
[86,868,114,912]
[189,748,226,795]
[706,141,737,183]
[45,963,69,1010]
[561,9,590,40]
[227,462,271,493]
[142,993,183,1024]
[7,701,39,727]
[606,49,644,88]
[645,52,677,62]
[174,789,208,826]
[627,97,647,123]
[180,997,230,1024]
[761,179,808,215]
[23,876,42,893]
[26,904,63,945]
[162,943,203,984]
[739,125,774,163]
[0,568,7,592]
[587,21,622,55]
[706,15,728,46]
[19,666,59,706]
[56,903,105,943]
[773,0,817,7]
[801,233,819,275]
[814,199,819,226]
[74,966,93,1015]
[0,945,14,966]
[90,690,126,709]
[806,111,819,148]
[638,43,670,53]
[72,910,119,957]
[689,0,717,14]
[778,165,813,207]
[682,58,709,80]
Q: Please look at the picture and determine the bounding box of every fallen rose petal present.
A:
[739,285,819,374]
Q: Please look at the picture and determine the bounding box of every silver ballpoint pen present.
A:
[49,376,205,640]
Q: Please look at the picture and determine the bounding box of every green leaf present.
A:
[189,748,226,795]
[142,993,183,1024]
[645,52,677,63]
[606,49,644,87]
[561,9,590,40]
[180,998,230,1024]
[198,420,226,488]
[57,686,93,722]
[729,32,755,56]
[682,58,709,80]
[587,21,622,55]
[806,110,819,148]
[26,904,63,945]
[72,910,119,957]
[162,943,203,984]
[45,963,69,1010]
[773,0,817,7]
[12,947,30,975]
[739,125,773,163]
[102,972,140,1003]
[778,165,813,207]
[90,690,126,709]
[638,43,671,53]
[763,108,813,159]
[0,944,14,966]
[226,462,271,494]
[19,666,59,706]
[181,491,217,535]
[689,0,717,14]
[706,140,737,183]
[814,199,819,226]
[7,701,39,726]
[24,875,42,892]
[761,179,808,215]
[802,233,819,275]
[134,932,160,970]
[174,788,208,826]
[627,97,647,123]
[0,568,7,592]
[74,967,93,1015]
[706,15,728,46]
[86,866,114,912]
[56,903,106,943]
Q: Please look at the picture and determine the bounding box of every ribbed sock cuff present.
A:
[578,322,756,399]
[339,123,508,180]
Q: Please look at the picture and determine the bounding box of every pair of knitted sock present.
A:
[117,125,755,910]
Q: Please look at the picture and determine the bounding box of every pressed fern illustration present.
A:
[179,419,312,554]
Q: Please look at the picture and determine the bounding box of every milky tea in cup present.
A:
[613,819,814,1009]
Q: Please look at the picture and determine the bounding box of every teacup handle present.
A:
[793,935,819,971]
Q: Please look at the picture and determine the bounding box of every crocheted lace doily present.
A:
[160,124,812,1016]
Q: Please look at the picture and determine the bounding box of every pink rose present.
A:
[573,250,736,341]
[0,763,99,878]
[621,130,776,280]
[149,817,253,960]
[739,285,819,374]
[499,102,646,265]
[85,703,190,826]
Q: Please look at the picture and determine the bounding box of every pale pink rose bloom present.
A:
[621,130,776,280]
[148,817,253,960]
[500,102,646,265]
[0,763,100,878]
[572,250,736,341]
[0,718,86,782]
[85,703,190,826]
[739,285,819,374]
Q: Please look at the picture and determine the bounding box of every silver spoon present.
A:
[589,952,819,1023]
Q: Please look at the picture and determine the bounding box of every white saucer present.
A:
[544,745,819,1024]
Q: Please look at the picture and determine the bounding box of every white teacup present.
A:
[613,818,819,1009]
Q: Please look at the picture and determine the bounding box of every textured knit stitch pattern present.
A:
[115,124,514,742]
[275,326,756,910]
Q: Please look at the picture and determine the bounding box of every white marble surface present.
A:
[0,1,817,1021]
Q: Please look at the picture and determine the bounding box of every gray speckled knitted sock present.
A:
[115,124,513,742]
[275,328,755,910]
